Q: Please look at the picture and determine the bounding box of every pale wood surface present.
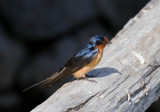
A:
[31,0,160,111]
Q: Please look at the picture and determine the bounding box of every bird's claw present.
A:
[78,77,97,83]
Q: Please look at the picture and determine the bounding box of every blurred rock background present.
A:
[0,0,159,112]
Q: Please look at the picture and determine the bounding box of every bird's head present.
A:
[89,35,109,52]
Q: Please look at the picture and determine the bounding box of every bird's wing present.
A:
[65,47,98,71]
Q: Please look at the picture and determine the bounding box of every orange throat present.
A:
[96,44,105,53]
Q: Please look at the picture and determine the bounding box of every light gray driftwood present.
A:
[31,0,160,112]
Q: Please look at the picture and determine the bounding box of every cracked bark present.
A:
[66,92,99,112]
[31,0,160,112]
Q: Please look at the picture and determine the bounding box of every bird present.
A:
[23,35,109,92]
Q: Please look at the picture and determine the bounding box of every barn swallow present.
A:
[23,35,109,92]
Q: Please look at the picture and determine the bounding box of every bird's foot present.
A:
[78,77,97,83]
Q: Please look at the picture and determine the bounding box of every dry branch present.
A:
[31,0,160,112]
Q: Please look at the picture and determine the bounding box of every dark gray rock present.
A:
[75,23,111,46]
[0,92,22,109]
[0,0,97,39]
[0,25,26,89]
[96,0,149,29]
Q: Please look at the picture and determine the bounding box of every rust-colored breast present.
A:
[96,44,105,53]
[73,51,103,78]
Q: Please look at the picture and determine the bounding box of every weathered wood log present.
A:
[31,0,160,111]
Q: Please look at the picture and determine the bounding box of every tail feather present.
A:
[23,72,60,92]
[23,67,70,92]
[38,67,69,89]
[38,72,63,89]
[23,78,50,92]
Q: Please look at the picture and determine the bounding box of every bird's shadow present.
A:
[85,67,121,78]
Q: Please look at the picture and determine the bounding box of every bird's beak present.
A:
[104,37,109,44]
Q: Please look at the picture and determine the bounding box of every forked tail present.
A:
[23,72,61,92]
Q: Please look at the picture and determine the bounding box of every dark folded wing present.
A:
[64,46,98,72]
